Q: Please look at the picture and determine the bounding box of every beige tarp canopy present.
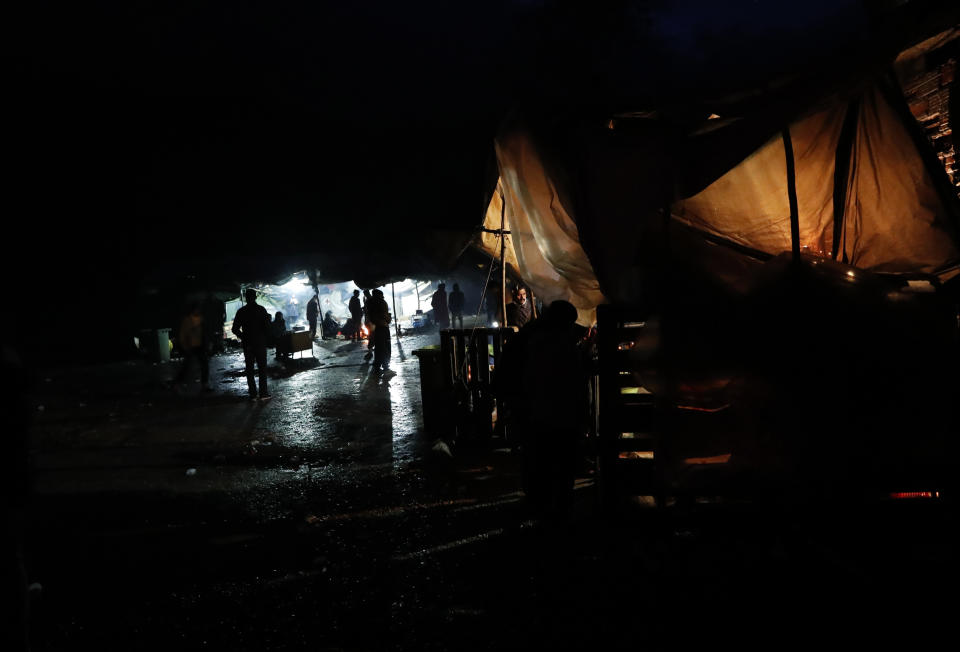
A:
[674,84,960,277]
[480,132,606,326]
[479,76,960,324]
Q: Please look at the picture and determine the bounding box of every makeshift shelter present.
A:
[479,64,960,322]
[474,28,960,504]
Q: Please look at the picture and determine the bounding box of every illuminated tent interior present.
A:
[229,276,440,337]
[478,31,960,326]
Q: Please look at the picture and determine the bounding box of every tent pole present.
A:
[831,98,860,262]
[782,127,801,262]
[499,187,507,333]
[391,282,399,339]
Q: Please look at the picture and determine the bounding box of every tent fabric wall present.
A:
[673,103,846,258]
[488,129,607,325]
[673,83,960,280]
[479,77,959,324]
[841,85,960,276]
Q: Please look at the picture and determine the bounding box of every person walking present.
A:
[232,288,272,400]
[175,303,211,392]
[367,289,393,375]
[348,289,364,342]
[448,283,465,329]
[306,292,320,340]
[431,282,449,329]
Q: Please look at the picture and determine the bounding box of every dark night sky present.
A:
[9,1,957,355]
[15,1,875,250]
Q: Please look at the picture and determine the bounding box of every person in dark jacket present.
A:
[175,303,210,392]
[431,282,449,329]
[348,289,364,341]
[306,293,320,340]
[499,300,586,516]
[271,312,289,360]
[367,289,392,374]
[232,288,272,400]
[448,283,465,329]
[505,285,532,329]
[322,311,341,340]
[363,289,375,360]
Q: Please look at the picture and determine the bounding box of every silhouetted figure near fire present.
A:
[175,303,211,392]
[233,288,272,400]
[498,300,586,517]
[363,289,375,360]
[367,289,393,375]
[322,310,341,340]
[432,282,449,329]
[349,289,364,342]
[449,283,465,329]
[306,293,320,340]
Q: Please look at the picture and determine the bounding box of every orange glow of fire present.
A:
[889,491,939,500]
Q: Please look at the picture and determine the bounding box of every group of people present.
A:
[430,282,466,329]
[430,282,536,331]
[305,293,343,341]
[177,279,582,516]
[224,286,396,399]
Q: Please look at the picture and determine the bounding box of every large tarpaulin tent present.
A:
[480,53,960,325]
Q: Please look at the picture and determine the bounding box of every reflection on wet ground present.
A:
[24,333,958,650]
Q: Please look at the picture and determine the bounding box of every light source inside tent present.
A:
[227,278,445,336]
[280,276,309,292]
[390,279,436,325]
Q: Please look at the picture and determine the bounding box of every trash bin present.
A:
[139,328,172,363]
[412,346,451,438]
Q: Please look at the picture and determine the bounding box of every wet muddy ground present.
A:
[22,333,958,651]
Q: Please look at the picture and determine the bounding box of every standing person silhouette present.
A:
[367,289,393,375]
[431,282,449,329]
[271,312,289,360]
[363,289,375,360]
[232,288,272,400]
[306,292,320,341]
[175,303,211,392]
[348,289,364,342]
[514,300,586,517]
[448,283,465,329]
